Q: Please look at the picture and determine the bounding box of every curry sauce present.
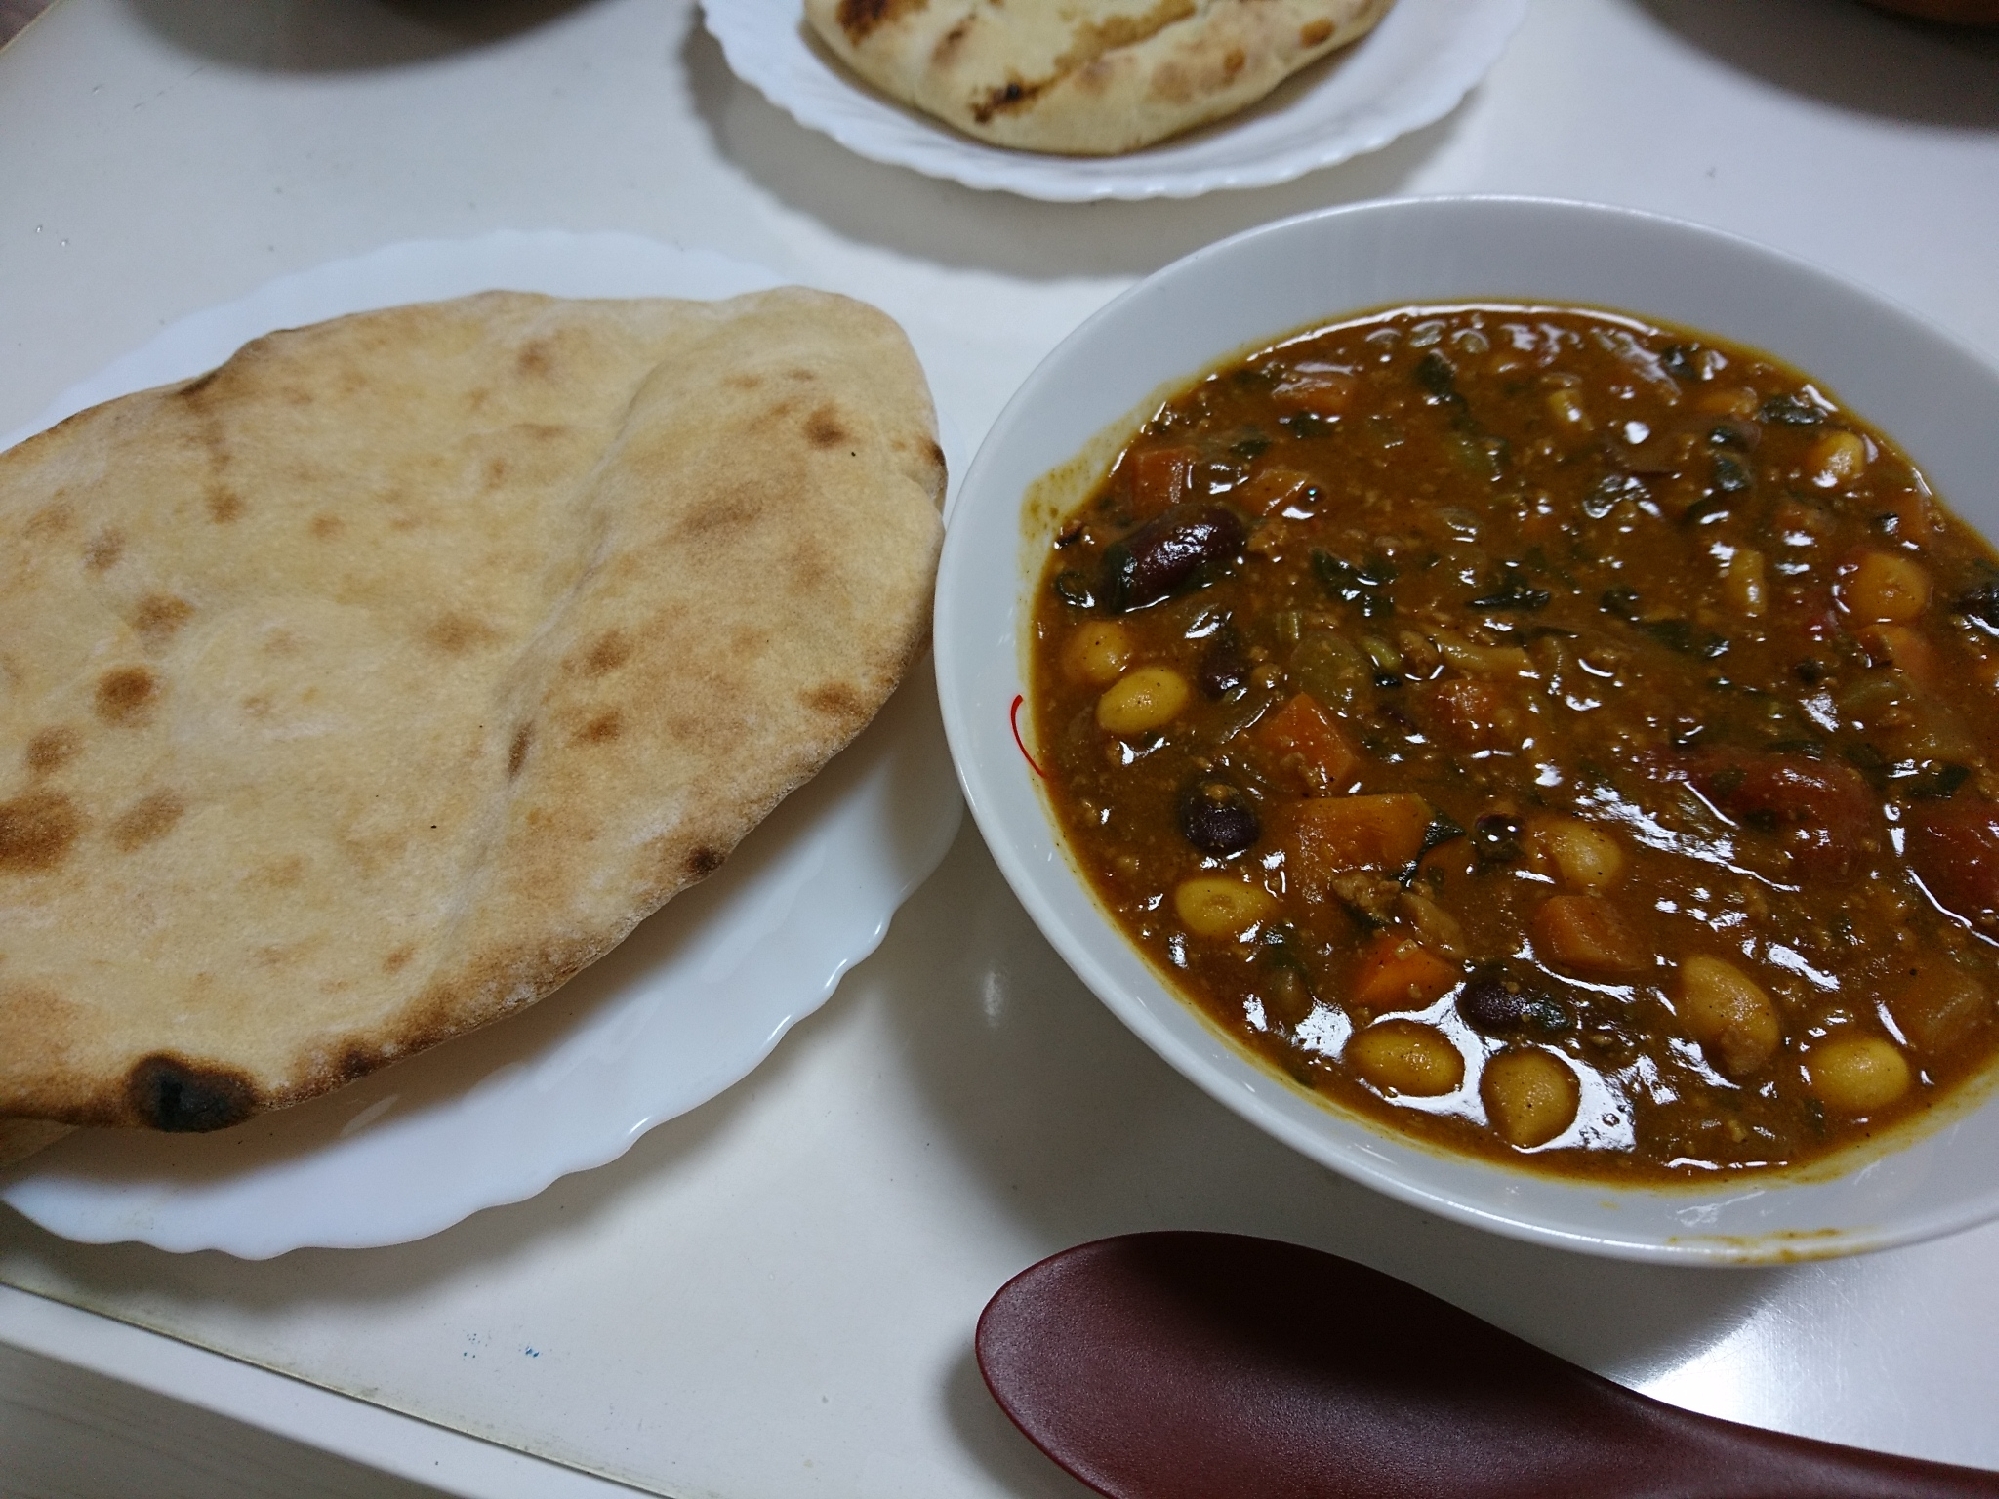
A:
[1031,303,1999,1179]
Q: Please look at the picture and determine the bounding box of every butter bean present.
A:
[1347,1020,1464,1097]
[1679,956,1782,1077]
[1842,550,1931,623]
[1482,1047,1580,1147]
[1807,1036,1911,1114]
[1808,429,1869,489]
[1096,667,1191,736]
[1062,620,1136,687]
[1173,875,1276,940]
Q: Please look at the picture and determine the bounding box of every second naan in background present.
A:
[806,0,1393,155]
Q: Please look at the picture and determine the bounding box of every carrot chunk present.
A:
[1125,445,1197,518]
[1255,693,1358,794]
[1281,793,1432,901]
[1351,932,1461,1010]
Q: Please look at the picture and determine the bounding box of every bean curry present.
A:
[1030,303,1999,1179]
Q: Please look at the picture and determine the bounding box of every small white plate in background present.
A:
[700,0,1526,202]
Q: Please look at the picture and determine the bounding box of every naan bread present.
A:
[804,0,1394,155]
[0,288,944,1131]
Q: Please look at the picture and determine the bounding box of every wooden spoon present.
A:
[975,1231,1999,1499]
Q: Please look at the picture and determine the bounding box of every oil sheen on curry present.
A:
[1030,303,1999,1179]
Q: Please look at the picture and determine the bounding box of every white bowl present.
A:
[933,196,1999,1264]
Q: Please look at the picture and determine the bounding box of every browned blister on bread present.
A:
[0,289,944,1131]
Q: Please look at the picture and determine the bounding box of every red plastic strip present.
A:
[1010,694,1047,780]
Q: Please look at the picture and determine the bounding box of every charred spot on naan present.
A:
[426,613,502,654]
[974,75,1048,123]
[507,721,535,778]
[580,629,634,676]
[132,593,194,647]
[836,0,929,45]
[577,711,624,745]
[24,501,75,539]
[24,728,80,776]
[126,1053,259,1133]
[0,791,82,873]
[83,526,124,571]
[109,790,185,852]
[805,405,851,449]
[95,667,159,726]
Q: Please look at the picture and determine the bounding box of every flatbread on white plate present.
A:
[0,287,944,1132]
[804,0,1394,155]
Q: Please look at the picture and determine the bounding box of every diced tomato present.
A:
[1888,959,1991,1054]
[1351,932,1461,1010]
[1684,750,1877,879]
[1531,895,1647,978]
[1423,677,1521,753]
[1906,801,1999,934]
[1255,693,1358,794]
[1124,446,1197,518]
[1281,793,1432,902]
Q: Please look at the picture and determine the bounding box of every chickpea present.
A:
[1481,1047,1580,1148]
[1806,1036,1912,1115]
[1545,386,1592,433]
[1840,550,1932,624]
[1807,429,1870,489]
[1096,666,1192,736]
[1724,548,1769,619]
[1529,815,1625,893]
[1861,623,1937,681]
[1695,385,1760,419]
[1347,1020,1464,1097]
[1062,621,1135,687]
[1678,956,1782,1077]
[1173,875,1276,941]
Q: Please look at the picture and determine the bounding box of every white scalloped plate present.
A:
[700,0,1525,202]
[0,233,964,1258]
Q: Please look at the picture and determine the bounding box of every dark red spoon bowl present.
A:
[976,1231,1999,1499]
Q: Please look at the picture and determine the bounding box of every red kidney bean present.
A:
[1100,504,1245,613]
[1458,967,1572,1036]
[1683,750,1876,879]
[1197,627,1249,698]
[1907,800,1999,933]
[1181,777,1260,856]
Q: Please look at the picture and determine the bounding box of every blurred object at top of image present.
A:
[1865,0,1999,24]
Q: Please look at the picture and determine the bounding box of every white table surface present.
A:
[3,1,1999,1494]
